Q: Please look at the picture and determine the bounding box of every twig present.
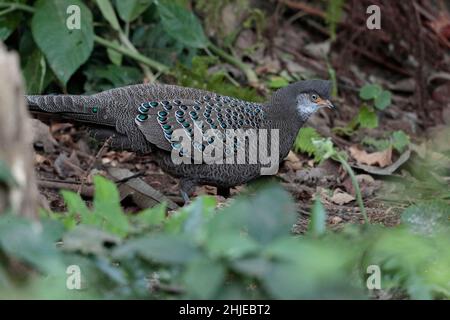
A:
[77,136,112,194]
[0,2,35,13]
[114,171,147,185]
[94,36,169,74]
[278,0,326,19]
[208,43,259,86]
[150,282,185,295]
[335,153,369,224]
[38,179,94,197]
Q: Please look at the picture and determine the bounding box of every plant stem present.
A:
[336,153,369,224]
[0,3,35,13]
[0,7,15,17]
[118,32,156,81]
[94,35,170,74]
[0,2,166,78]
[208,43,259,86]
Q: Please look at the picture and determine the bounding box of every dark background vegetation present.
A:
[0,0,449,299]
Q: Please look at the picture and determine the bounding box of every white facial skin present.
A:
[296,92,333,121]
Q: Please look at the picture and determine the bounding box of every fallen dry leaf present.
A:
[330,216,343,224]
[349,146,392,167]
[284,151,303,171]
[35,154,50,165]
[30,119,58,153]
[54,152,83,178]
[330,189,355,205]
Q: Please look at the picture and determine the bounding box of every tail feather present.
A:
[26,94,115,127]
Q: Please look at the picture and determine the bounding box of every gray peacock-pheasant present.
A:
[27,79,334,202]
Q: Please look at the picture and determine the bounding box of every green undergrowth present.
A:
[0,174,448,299]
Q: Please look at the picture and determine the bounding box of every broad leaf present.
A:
[359,84,381,100]
[293,126,322,156]
[226,185,297,245]
[157,1,208,48]
[93,176,130,237]
[96,0,121,31]
[0,11,20,41]
[112,234,200,264]
[401,201,450,235]
[31,0,94,85]
[392,130,410,152]
[116,0,153,22]
[358,105,378,129]
[375,90,392,110]
[183,257,225,299]
[22,49,47,94]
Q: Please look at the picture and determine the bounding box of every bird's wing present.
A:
[131,88,266,156]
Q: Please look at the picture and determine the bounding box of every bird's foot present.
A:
[179,178,196,206]
[180,190,191,206]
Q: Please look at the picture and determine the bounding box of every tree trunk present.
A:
[0,43,38,218]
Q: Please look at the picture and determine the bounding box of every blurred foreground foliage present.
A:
[1,0,449,300]
[0,175,449,299]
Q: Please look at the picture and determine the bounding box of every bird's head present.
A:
[271,79,335,122]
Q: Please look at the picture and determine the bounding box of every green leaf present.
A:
[375,90,392,110]
[240,185,297,244]
[392,130,410,152]
[293,127,322,156]
[326,0,344,40]
[83,64,142,93]
[268,76,289,89]
[31,0,94,86]
[231,257,273,277]
[96,0,121,31]
[359,84,382,100]
[63,225,121,255]
[401,201,450,235]
[311,138,336,162]
[112,234,200,264]
[132,23,197,67]
[0,11,20,41]
[116,0,153,22]
[93,176,130,237]
[362,137,391,151]
[61,190,95,228]
[157,1,208,48]
[308,198,327,237]
[135,203,167,227]
[206,232,260,259]
[180,196,216,235]
[357,105,378,129]
[107,41,123,66]
[22,49,47,94]
[0,215,63,274]
[183,257,225,299]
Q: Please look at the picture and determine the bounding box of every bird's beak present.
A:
[319,99,335,109]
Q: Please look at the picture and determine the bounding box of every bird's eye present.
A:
[311,94,318,102]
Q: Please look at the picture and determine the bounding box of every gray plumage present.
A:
[27,80,333,200]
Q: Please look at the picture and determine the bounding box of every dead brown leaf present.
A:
[349,146,393,167]
[31,119,58,153]
[284,151,303,171]
[330,189,355,205]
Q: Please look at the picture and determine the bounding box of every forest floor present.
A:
[31,0,450,234]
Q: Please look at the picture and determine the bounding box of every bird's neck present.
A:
[261,103,305,159]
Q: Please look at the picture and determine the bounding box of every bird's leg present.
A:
[217,186,230,198]
[179,178,196,206]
